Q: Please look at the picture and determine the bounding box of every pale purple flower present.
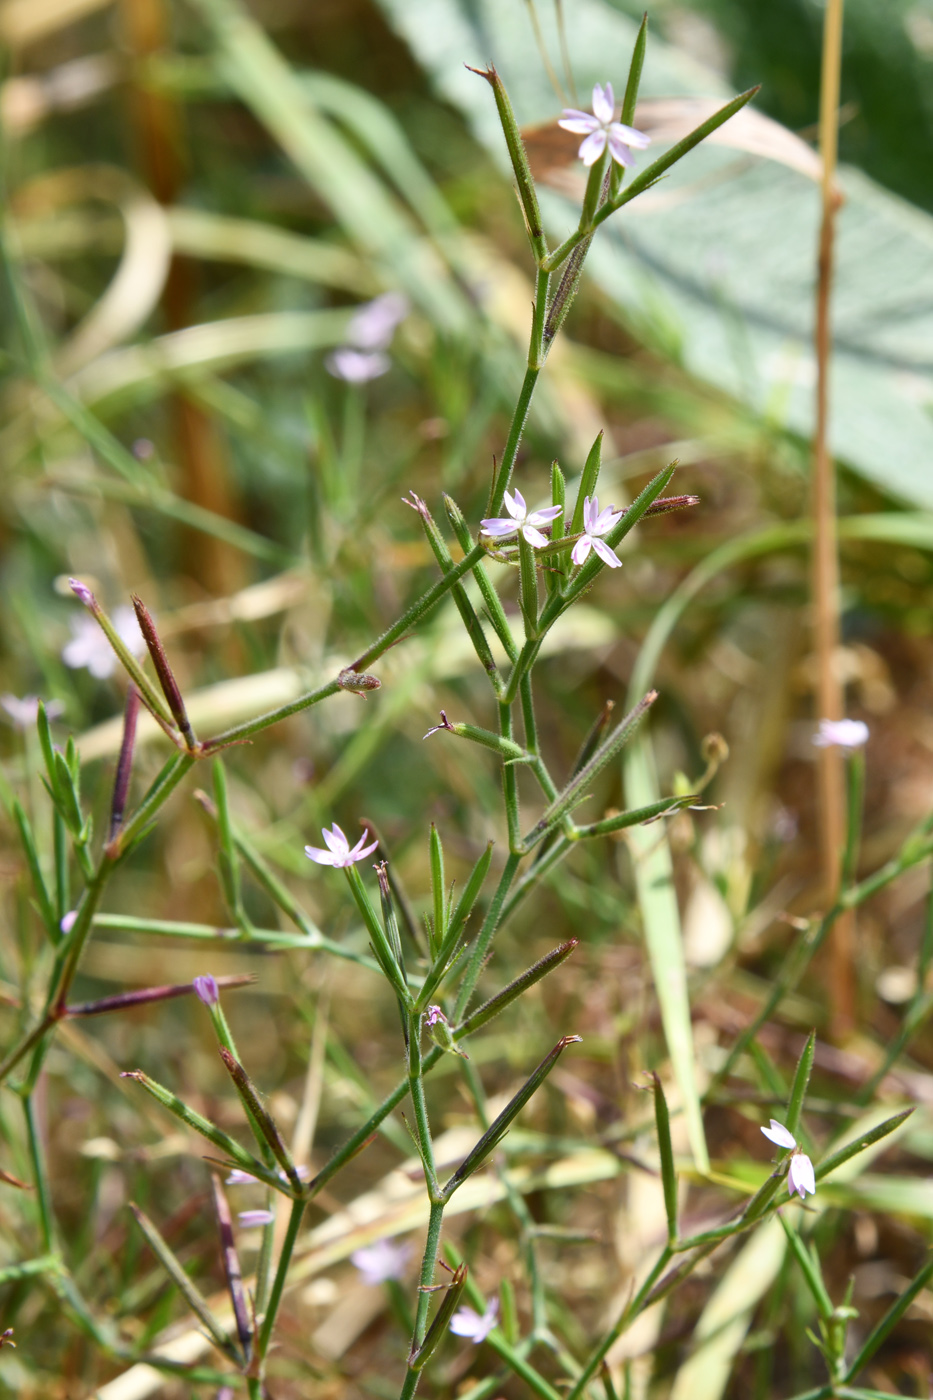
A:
[62,605,144,680]
[558,83,650,168]
[788,1151,816,1200]
[0,695,64,728]
[325,347,391,382]
[305,823,379,868]
[481,489,562,550]
[193,974,219,1006]
[60,910,78,935]
[812,718,869,751]
[761,1119,815,1201]
[571,495,624,568]
[326,292,408,382]
[450,1297,498,1344]
[351,1238,412,1285]
[347,292,408,350]
[238,1209,275,1228]
[226,1164,310,1186]
[425,1005,447,1028]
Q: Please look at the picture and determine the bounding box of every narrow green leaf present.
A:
[218,1048,302,1192]
[128,1203,238,1360]
[443,1035,581,1198]
[467,65,547,264]
[456,941,578,1039]
[845,1252,933,1382]
[12,801,58,941]
[815,1109,913,1182]
[651,1073,678,1246]
[785,1030,816,1139]
[570,432,603,536]
[408,1262,468,1371]
[429,824,446,957]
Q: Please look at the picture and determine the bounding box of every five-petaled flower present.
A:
[326,292,408,383]
[481,489,562,550]
[761,1118,816,1201]
[351,1238,412,1285]
[558,83,650,168]
[305,823,379,868]
[571,495,624,568]
[812,718,869,751]
[450,1298,499,1344]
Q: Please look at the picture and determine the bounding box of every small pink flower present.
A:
[812,718,869,750]
[305,823,379,869]
[62,605,144,681]
[0,695,64,728]
[571,495,624,568]
[558,83,650,168]
[60,910,78,935]
[481,488,562,550]
[425,1005,447,1028]
[238,1209,274,1228]
[450,1297,498,1344]
[351,1238,412,1284]
[325,347,391,382]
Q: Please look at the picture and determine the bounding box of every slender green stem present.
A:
[566,1247,673,1400]
[489,367,540,516]
[256,1195,306,1362]
[454,852,523,1021]
[412,1200,445,1346]
[408,1017,439,1197]
[23,1093,55,1253]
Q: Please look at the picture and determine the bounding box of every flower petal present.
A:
[607,132,636,168]
[591,537,622,568]
[322,824,349,855]
[305,845,337,866]
[761,1119,796,1150]
[349,834,380,863]
[791,1152,816,1198]
[582,496,598,533]
[610,120,651,150]
[504,488,526,520]
[480,517,519,537]
[571,537,592,567]
[521,525,549,549]
[558,111,599,134]
[593,505,623,535]
[579,128,607,166]
[526,504,562,527]
[592,82,614,125]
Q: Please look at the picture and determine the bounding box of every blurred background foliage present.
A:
[2,0,933,1396]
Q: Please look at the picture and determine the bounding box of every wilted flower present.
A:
[812,718,869,750]
[481,488,562,550]
[62,605,144,680]
[425,1005,447,1028]
[238,1209,275,1228]
[305,823,379,869]
[351,1238,412,1285]
[450,1297,498,1344]
[571,495,624,568]
[0,695,64,728]
[761,1118,815,1201]
[558,82,650,168]
[193,974,219,1006]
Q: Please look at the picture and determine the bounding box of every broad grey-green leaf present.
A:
[376,0,933,507]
